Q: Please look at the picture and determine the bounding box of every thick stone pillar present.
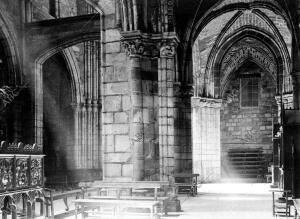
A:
[192,97,222,182]
[129,54,145,181]
[158,42,177,181]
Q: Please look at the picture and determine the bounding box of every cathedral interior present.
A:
[1,0,300,218]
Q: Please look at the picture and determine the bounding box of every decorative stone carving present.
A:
[15,158,28,189]
[0,159,13,191]
[191,97,222,108]
[121,32,179,58]
[30,159,42,186]
[275,94,294,110]
[0,141,44,193]
[160,42,177,57]
[0,141,42,154]
[122,39,160,57]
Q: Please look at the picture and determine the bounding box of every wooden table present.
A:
[173,173,199,196]
[92,181,170,200]
[74,198,160,219]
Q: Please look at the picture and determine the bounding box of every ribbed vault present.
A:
[192,4,292,98]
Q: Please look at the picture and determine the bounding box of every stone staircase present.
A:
[225,148,266,182]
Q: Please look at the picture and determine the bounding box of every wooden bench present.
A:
[74,198,160,219]
[44,187,99,219]
[174,173,199,196]
[90,181,171,200]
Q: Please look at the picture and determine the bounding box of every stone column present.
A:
[192,97,222,182]
[129,54,145,181]
[122,39,146,180]
[158,42,177,181]
[74,103,82,168]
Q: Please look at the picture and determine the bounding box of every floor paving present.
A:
[171,183,284,219]
[49,183,293,219]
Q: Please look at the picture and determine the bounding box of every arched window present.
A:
[240,76,260,107]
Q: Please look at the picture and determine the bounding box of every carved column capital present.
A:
[121,39,160,58]
[159,41,177,58]
[191,97,222,108]
[121,32,179,58]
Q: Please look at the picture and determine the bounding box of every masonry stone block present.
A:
[105,29,121,42]
[105,164,122,177]
[105,42,121,53]
[104,63,128,82]
[106,152,132,163]
[143,96,154,108]
[114,112,129,123]
[131,94,143,107]
[104,82,129,95]
[103,96,122,112]
[122,164,133,177]
[122,95,131,111]
[115,135,131,152]
[106,52,128,66]
[106,124,129,135]
[103,112,114,123]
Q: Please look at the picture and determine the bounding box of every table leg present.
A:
[75,204,78,219]
[286,192,288,217]
[272,191,275,216]
[150,205,153,219]
[154,188,158,201]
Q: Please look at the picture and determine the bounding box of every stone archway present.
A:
[191,5,292,182]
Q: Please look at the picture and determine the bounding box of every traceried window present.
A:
[240,77,259,107]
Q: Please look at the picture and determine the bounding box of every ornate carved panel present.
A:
[30,159,43,186]
[15,158,29,189]
[0,158,13,191]
[0,142,44,193]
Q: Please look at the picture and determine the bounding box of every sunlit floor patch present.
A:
[174,183,279,219]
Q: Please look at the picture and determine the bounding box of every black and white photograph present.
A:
[0,0,298,218]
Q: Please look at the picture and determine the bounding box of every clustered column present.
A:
[158,42,177,181]
[74,40,101,170]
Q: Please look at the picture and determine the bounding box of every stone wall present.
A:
[221,70,278,174]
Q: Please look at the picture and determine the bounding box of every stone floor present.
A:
[45,183,292,219]
[171,183,288,219]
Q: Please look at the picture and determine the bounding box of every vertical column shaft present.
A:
[158,45,176,181]
[129,55,145,181]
